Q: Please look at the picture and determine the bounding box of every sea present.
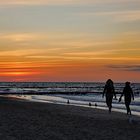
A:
[0,82,140,116]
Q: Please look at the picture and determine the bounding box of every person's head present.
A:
[106,79,113,86]
[125,81,130,87]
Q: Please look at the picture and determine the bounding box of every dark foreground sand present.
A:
[0,97,140,140]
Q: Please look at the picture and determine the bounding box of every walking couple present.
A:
[103,79,134,115]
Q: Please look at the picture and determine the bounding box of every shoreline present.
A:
[2,94,140,117]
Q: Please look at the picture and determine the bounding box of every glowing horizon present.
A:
[0,0,140,82]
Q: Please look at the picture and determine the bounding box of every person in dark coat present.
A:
[103,79,116,113]
[119,82,134,115]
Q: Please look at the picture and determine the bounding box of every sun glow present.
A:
[1,72,31,76]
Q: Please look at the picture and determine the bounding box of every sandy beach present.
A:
[0,96,140,140]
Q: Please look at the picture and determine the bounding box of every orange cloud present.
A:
[0,30,140,82]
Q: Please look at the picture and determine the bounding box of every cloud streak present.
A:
[107,65,140,72]
[0,0,139,6]
[0,33,44,42]
[79,10,140,22]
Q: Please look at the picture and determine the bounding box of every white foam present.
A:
[26,95,140,117]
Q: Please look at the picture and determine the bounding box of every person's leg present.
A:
[128,102,131,115]
[109,101,112,113]
[106,96,112,113]
[106,99,110,112]
[129,108,131,115]
[109,106,111,113]
[106,98,110,113]
[125,102,130,115]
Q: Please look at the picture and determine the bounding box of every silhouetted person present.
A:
[119,82,134,115]
[89,102,92,106]
[95,103,97,107]
[67,100,70,104]
[103,79,116,113]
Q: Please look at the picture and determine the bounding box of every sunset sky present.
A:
[0,0,140,82]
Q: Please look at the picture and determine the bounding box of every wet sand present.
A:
[0,96,140,140]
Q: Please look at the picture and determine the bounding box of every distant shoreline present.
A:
[0,82,139,95]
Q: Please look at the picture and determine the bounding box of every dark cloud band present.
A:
[107,65,140,72]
